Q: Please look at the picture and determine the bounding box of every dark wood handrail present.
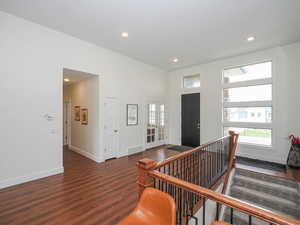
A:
[149,170,300,225]
[154,135,231,169]
[222,131,239,194]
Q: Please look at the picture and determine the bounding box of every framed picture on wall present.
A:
[81,108,88,125]
[74,106,80,121]
[127,104,138,126]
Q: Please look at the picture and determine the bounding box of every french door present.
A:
[146,103,166,148]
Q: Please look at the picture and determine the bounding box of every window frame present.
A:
[222,61,273,147]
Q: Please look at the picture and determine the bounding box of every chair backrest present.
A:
[138,188,176,225]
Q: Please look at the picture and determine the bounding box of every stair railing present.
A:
[136,132,300,225]
[137,132,239,224]
[147,170,300,225]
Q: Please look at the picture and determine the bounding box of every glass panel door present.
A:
[147,104,156,144]
[146,103,166,147]
[158,104,165,141]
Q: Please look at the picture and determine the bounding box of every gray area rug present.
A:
[223,168,300,225]
[236,156,286,173]
[167,145,193,152]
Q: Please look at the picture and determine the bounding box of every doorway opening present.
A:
[63,68,100,162]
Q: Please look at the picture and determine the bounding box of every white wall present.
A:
[0,11,167,188]
[285,44,300,136]
[167,42,300,164]
[64,76,100,161]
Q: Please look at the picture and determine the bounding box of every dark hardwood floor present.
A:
[1,145,299,225]
[0,146,177,225]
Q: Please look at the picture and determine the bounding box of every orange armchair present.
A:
[117,188,176,225]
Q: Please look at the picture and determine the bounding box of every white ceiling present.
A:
[1,0,300,71]
[63,68,96,86]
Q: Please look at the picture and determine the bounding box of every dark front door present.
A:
[181,93,200,147]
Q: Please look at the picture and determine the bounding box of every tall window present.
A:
[183,74,200,88]
[222,62,272,146]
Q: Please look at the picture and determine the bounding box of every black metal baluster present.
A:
[158,168,161,190]
[172,161,174,177]
[175,186,179,225]
[203,198,206,225]
[179,188,182,225]
[249,215,252,225]
[230,208,233,224]
[215,202,219,221]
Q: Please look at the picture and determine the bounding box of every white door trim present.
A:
[63,101,71,146]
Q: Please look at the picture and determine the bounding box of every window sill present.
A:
[238,142,272,150]
[182,87,201,90]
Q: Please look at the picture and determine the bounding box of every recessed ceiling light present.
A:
[247,36,255,42]
[172,58,179,63]
[64,78,70,82]
[121,32,129,38]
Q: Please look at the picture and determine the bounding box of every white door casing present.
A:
[63,101,71,146]
[104,97,120,160]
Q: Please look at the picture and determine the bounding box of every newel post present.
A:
[137,158,157,198]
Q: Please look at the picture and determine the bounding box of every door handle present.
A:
[114,130,118,133]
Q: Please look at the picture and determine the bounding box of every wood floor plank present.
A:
[0,145,176,225]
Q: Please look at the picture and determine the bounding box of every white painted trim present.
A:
[118,151,128,158]
[222,78,272,89]
[238,142,272,150]
[0,167,64,189]
[223,122,272,129]
[223,101,272,108]
[69,145,101,163]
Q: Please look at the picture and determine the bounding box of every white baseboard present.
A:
[127,145,144,155]
[69,145,102,163]
[0,167,64,189]
[118,151,128,158]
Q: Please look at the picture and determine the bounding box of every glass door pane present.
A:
[158,104,165,141]
[147,104,156,144]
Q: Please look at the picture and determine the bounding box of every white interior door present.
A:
[104,98,120,160]
[146,103,166,148]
